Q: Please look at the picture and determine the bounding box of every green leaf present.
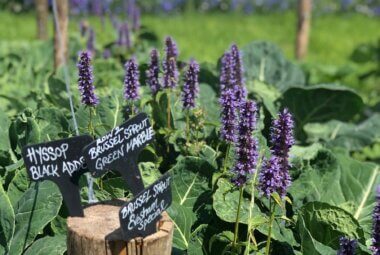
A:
[297,201,365,254]
[7,169,29,210]
[290,149,380,238]
[35,107,69,140]
[242,41,305,91]
[168,156,215,250]
[213,178,263,224]
[280,84,364,138]
[170,156,214,210]
[167,202,197,251]
[8,181,62,255]
[24,235,66,255]
[0,180,15,253]
[304,113,380,151]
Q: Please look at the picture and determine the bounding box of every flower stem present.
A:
[167,91,171,130]
[233,187,244,249]
[265,198,275,255]
[186,111,190,146]
[222,143,231,173]
[88,107,95,137]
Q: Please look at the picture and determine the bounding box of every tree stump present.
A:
[67,200,174,255]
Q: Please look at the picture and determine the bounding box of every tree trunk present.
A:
[67,200,174,255]
[295,0,312,60]
[35,0,48,40]
[54,0,69,70]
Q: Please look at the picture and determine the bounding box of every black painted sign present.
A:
[82,113,154,195]
[22,135,93,217]
[119,173,172,241]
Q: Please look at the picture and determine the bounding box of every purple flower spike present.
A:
[269,108,294,196]
[258,156,282,197]
[132,6,141,31]
[86,28,95,54]
[372,186,380,254]
[162,57,178,89]
[181,60,200,109]
[337,237,357,255]
[146,49,161,95]
[117,22,131,48]
[77,51,99,107]
[162,36,179,89]
[230,44,247,102]
[219,88,237,143]
[220,51,233,91]
[124,57,140,101]
[165,36,178,60]
[231,100,259,186]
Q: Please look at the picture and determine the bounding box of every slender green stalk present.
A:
[233,187,244,249]
[130,103,135,117]
[244,155,263,255]
[88,107,95,137]
[186,111,190,145]
[265,198,275,255]
[167,91,171,129]
[222,143,231,173]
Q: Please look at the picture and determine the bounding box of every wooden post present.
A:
[295,0,312,60]
[54,0,69,70]
[67,200,174,255]
[35,0,48,40]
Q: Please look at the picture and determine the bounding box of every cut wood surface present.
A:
[67,200,173,255]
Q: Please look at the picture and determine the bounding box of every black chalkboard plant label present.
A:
[82,112,155,195]
[22,135,93,217]
[119,173,172,241]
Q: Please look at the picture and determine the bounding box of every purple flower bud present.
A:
[79,20,88,37]
[219,88,237,143]
[132,6,141,31]
[230,44,247,102]
[181,60,200,109]
[103,49,111,59]
[337,237,357,255]
[165,36,178,60]
[86,28,95,54]
[269,108,294,196]
[77,51,99,106]
[123,57,140,101]
[162,57,178,89]
[372,186,380,254]
[162,36,179,89]
[231,100,259,186]
[117,22,131,48]
[220,51,233,91]
[146,49,161,95]
[258,156,282,197]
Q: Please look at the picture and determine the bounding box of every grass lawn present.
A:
[1,11,379,65]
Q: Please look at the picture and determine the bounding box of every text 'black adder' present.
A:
[22,135,93,217]
[82,113,155,195]
[119,173,172,241]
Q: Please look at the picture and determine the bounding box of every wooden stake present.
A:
[295,0,312,60]
[35,0,48,40]
[54,0,68,70]
[67,200,174,255]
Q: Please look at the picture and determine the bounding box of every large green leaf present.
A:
[297,202,365,254]
[290,149,380,238]
[7,169,29,210]
[304,113,380,151]
[213,178,262,224]
[280,84,364,138]
[167,202,197,251]
[8,181,62,255]
[168,156,215,250]
[242,41,305,91]
[24,235,66,255]
[0,180,15,253]
[170,156,214,210]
